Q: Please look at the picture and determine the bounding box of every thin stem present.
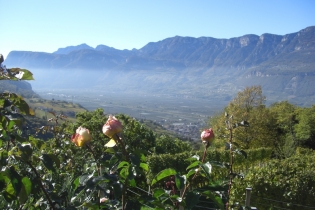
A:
[114,134,129,161]
[86,144,101,175]
[226,127,233,210]
[6,140,10,151]
[7,136,16,150]
[85,143,101,208]
[181,142,209,200]
[114,134,130,210]
[26,161,56,210]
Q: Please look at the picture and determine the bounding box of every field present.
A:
[31,89,228,139]
[25,97,87,122]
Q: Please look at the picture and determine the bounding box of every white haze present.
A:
[28,68,230,128]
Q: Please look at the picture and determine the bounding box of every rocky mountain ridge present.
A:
[3,26,315,106]
[6,26,314,73]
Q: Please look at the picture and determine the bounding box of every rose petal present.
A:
[105,139,117,147]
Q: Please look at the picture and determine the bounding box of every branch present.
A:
[180,142,209,200]
[26,161,56,210]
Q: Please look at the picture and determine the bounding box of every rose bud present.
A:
[71,126,92,147]
[102,115,123,138]
[201,128,215,143]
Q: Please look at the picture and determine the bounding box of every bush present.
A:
[231,153,315,208]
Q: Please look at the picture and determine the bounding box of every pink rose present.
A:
[100,197,108,203]
[201,128,215,143]
[102,115,123,138]
[71,126,92,147]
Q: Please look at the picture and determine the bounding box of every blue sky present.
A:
[1,0,314,58]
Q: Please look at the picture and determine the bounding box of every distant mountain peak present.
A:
[3,26,315,105]
[53,43,93,54]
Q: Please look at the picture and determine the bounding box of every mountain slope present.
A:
[5,26,314,72]
[3,26,315,105]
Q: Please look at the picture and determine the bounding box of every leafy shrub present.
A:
[231,153,315,208]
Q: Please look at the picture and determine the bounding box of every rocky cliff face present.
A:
[3,26,315,105]
[54,43,94,54]
[5,26,315,73]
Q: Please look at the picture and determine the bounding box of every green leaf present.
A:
[186,155,200,161]
[9,166,22,196]
[175,174,186,190]
[120,167,129,179]
[18,143,33,161]
[0,150,8,167]
[201,191,224,209]
[117,161,129,169]
[153,188,165,198]
[235,149,247,159]
[40,154,60,172]
[129,178,137,187]
[186,160,200,170]
[6,117,22,130]
[151,168,177,186]
[0,172,7,191]
[185,191,200,209]
[12,135,26,144]
[239,150,247,159]
[130,154,141,167]
[104,147,116,154]
[134,149,147,162]
[109,154,119,168]
[3,99,12,108]
[3,183,16,202]
[225,142,231,150]
[86,176,107,189]
[209,161,225,168]
[112,182,122,198]
[128,165,136,180]
[233,123,239,128]
[140,163,149,172]
[79,173,93,185]
[9,68,34,80]
[29,137,46,150]
[232,142,240,148]
[200,162,212,180]
[5,93,34,116]
[240,120,249,127]
[198,183,229,192]
[186,169,197,179]
[18,177,32,204]
[72,177,80,191]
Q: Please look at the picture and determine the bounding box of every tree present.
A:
[230,85,266,113]
[294,105,315,149]
[269,101,297,158]
[211,86,275,149]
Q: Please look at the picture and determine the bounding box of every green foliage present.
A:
[211,86,277,149]
[0,68,34,81]
[147,148,272,182]
[155,134,192,154]
[231,153,315,209]
[117,114,156,152]
[151,168,177,186]
[268,101,315,157]
[211,86,315,159]
[294,105,315,149]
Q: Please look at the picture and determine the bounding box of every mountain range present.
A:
[3,26,315,106]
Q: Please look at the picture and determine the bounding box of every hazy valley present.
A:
[2,26,315,139]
